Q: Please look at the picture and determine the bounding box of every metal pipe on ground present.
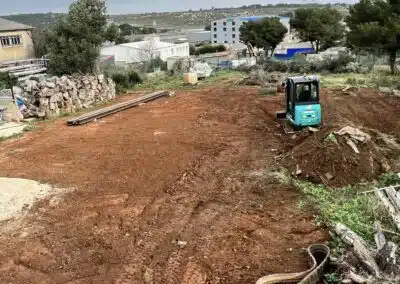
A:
[67,90,170,126]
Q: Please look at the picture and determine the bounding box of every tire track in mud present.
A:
[0,86,330,283]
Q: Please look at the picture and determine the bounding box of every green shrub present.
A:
[195,44,227,55]
[265,51,357,74]
[143,57,167,73]
[127,71,142,85]
[295,180,390,244]
[321,52,356,73]
[260,87,277,96]
[111,70,142,93]
[379,173,400,187]
[288,54,312,73]
[264,58,288,72]
[189,44,196,55]
[370,75,400,90]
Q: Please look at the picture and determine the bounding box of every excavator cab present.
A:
[277,76,322,128]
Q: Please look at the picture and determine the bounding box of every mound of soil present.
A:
[281,126,399,187]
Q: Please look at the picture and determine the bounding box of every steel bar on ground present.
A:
[67,90,169,126]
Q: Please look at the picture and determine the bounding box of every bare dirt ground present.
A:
[0,85,398,283]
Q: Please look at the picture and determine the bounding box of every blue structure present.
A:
[240,15,289,22]
[274,47,315,60]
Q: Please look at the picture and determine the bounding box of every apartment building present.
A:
[210,15,290,45]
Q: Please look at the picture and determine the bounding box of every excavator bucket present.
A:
[276,111,286,120]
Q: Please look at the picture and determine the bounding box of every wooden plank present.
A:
[11,67,47,77]
[67,91,169,126]
[0,64,37,72]
[386,187,400,213]
[374,221,386,251]
[375,188,400,231]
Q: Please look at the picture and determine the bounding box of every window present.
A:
[295,83,318,103]
[214,34,217,38]
[214,28,217,32]
[224,40,228,43]
[0,35,22,47]
[233,41,236,44]
[223,28,226,31]
[232,27,236,32]
[214,41,217,43]
[232,22,236,25]
[213,22,217,26]
[223,22,226,26]
[232,34,236,38]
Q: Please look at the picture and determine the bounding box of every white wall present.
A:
[210,16,290,45]
[101,42,190,64]
[156,43,190,61]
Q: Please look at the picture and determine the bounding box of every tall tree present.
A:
[104,23,128,44]
[119,23,133,36]
[290,8,345,53]
[46,0,107,75]
[240,18,288,56]
[346,0,400,74]
[32,28,49,58]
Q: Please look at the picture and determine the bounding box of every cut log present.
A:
[375,188,400,231]
[335,223,381,278]
[374,221,386,251]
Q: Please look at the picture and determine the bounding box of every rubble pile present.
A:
[239,68,285,88]
[334,222,400,283]
[17,75,116,119]
[281,126,400,187]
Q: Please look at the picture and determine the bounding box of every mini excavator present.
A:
[277,75,322,131]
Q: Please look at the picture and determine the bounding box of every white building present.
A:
[101,37,190,66]
[211,15,290,46]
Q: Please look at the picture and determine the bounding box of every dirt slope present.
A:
[280,88,400,187]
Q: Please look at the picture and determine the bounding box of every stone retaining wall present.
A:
[18,75,116,119]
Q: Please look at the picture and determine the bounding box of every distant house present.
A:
[101,37,190,66]
[0,18,35,62]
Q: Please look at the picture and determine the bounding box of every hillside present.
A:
[1,4,348,29]
[1,13,62,28]
[111,4,349,28]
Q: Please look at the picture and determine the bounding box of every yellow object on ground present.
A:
[184,72,198,85]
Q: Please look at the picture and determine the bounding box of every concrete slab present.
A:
[0,122,26,138]
[0,99,24,122]
[0,178,53,222]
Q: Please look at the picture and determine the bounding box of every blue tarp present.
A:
[274,48,315,60]
[217,61,233,69]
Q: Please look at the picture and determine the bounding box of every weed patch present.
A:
[0,133,24,142]
[294,178,399,246]
[259,87,277,96]
[134,70,246,91]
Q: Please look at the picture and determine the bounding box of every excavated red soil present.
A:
[280,88,400,187]
[0,85,398,283]
[281,127,394,187]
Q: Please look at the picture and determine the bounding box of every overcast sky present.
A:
[1,0,356,15]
